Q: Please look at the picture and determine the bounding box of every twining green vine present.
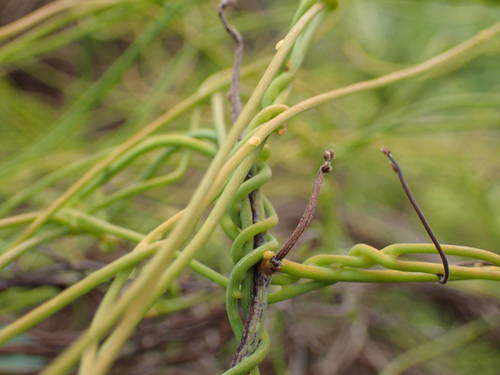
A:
[0,0,499,374]
[222,2,333,372]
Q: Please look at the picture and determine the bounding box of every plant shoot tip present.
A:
[380,147,391,156]
[381,147,399,173]
[323,150,334,162]
[321,150,334,173]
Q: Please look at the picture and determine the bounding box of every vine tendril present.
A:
[381,148,449,284]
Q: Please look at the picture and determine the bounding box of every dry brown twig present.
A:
[271,150,334,267]
[218,0,243,122]
[381,148,450,284]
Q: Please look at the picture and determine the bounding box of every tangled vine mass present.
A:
[0,0,499,374]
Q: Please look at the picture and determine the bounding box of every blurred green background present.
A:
[0,0,499,374]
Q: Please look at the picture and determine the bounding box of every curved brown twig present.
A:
[218,0,243,122]
[381,148,450,284]
[272,150,334,265]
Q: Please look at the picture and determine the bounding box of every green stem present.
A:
[0,242,159,347]
[1,2,184,177]
[89,152,261,375]
[0,0,127,41]
[75,134,216,203]
[51,8,325,373]
[236,21,500,159]
[212,92,227,146]
[9,52,266,247]
[222,331,270,375]
[0,229,66,271]
[0,152,104,217]
[268,280,331,304]
[281,258,500,283]
[0,226,227,348]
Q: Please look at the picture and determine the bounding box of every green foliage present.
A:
[0,0,499,374]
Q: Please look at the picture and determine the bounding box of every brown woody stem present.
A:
[272,150,334,265]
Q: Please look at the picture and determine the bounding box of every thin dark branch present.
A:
[231,151,334,367]
[218,0,243,122]
[230,172,268,366]
[230,266,271,366]
[218,2,265,365]
[273,150,334,264]
[381,147,450,284]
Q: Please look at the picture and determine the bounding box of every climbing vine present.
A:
[0,1,499,374]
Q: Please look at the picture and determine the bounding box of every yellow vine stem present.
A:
[79,152,261,375]
[86,7,328,371]
[78,108,203,374]
[39,4,323,375]
[280,243,500,283]
[8,59,266,248]
[76,211,181,375]
[0,0,125,41]
[39,7,325,374]
[188,22,500,213]
[244,21,500,150]
[20,14,498,375]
